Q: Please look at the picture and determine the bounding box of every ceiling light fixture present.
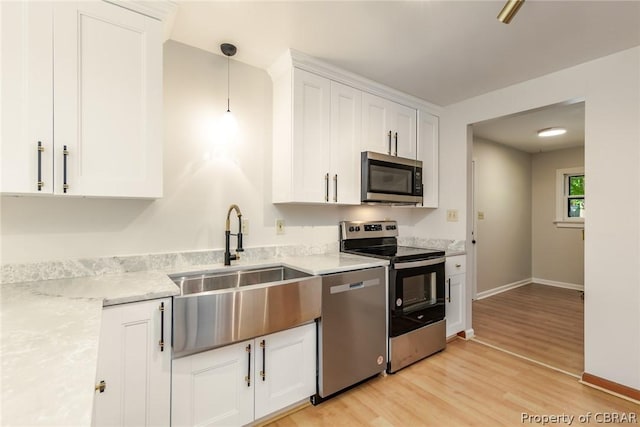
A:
[497,0,525,24]
[537,127,567,138]
[220,43,238,142]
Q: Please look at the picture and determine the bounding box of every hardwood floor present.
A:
[472,283,584,376]
[266,340,637,427]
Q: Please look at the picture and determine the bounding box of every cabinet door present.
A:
[93,298,171,427]
[390,101,417,159]
[172,341,254,427]
[254,323,316,420]
[361,92,392,155]
[445,256,466,337]
[292,68,331,202]
[53,1,162,197]
[417,110,439,207]
[1,2,54,194]
[362,93,416,159]
[330,81,361,205]
[446,274,464,337]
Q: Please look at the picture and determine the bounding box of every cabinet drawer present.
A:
[445,255,466,275]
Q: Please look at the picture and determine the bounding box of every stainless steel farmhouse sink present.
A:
[170,265,321,358]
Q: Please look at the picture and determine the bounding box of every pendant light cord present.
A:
[227,54,230,113]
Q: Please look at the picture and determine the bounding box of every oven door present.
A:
[389,258,445,337]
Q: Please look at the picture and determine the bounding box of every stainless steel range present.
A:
[340,220,447,373]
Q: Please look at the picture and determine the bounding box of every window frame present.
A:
[554,166,585,228]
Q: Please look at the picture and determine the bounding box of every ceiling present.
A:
[169,0,640,107]
[472,101,585,153]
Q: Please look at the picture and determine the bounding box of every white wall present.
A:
[0,41,425,265]
[443,46,640,390]
[532,147,584,286]
[473,138,532,294]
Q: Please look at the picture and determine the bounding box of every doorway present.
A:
[468,101,585,376]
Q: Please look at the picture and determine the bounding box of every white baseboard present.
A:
[531,277,584,291]
[475,278,531,300]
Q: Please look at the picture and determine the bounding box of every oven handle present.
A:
[393,257,445,270]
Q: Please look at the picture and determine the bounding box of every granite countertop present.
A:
[168,252,389,278]
[0,271,179,426]
[0,252,387,426]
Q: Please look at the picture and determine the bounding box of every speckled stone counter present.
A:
[169,252,389,278]
[0,271,179,426]
[0,252,386,426]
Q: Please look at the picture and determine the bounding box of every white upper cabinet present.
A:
[291,68,332,203]
[418,109,439,208]
[272,67,360,205]
[330,81,361,205]
[1,1,163,198]
[269,50,438,206]
[1,2,54,194]
[362,93,417,159]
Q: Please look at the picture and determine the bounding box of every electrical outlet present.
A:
[446,209,459,222]
[242,219,249,235]
[276,219,285,235]
[477,211,485,220]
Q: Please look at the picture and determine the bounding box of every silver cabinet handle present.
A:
[394,132,398,156]
[455,263,461,268]
[388,131,392,155]
[447,278,451,302]
[324,173,329,202]
[62,146,69,193]
[333,174,338,202]
[37,141,44,191]
[159,302,165,351]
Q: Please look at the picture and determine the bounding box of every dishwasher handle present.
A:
[330,278,380,294]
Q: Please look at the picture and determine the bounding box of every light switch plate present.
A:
[446,209,459,222]
[276,219,285,235]
[477,211,485,220]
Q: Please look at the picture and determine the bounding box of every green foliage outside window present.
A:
[569,175,584,196]
[568,174,585,218]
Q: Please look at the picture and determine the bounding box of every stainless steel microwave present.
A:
[361,151,423,204]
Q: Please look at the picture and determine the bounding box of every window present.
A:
[555,167,585,228]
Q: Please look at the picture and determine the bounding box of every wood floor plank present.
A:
[267,340,637,426]
[472,283,584,375]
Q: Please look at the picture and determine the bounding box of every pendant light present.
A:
[220,43,238,142]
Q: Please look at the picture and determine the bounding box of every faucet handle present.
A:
[237,232,244,252]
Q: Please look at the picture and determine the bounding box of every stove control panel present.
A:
[340,220,399,240]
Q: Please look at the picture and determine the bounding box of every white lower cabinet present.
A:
[172,323,316,427]
[92,298,171,427]
[445,256,466,337]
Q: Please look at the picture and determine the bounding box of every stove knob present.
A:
[355,226,361,232]
[396,298,402,307]
[348,226,355,232]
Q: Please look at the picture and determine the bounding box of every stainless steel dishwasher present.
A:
[313,266,387,403]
